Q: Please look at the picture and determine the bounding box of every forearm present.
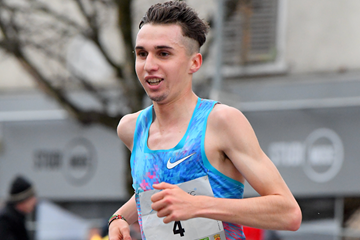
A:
[194,194,301,231]
[112,194,138,225]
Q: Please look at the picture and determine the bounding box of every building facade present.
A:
[1,0,360,239]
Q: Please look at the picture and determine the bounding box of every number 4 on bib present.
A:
[173,221,185,237]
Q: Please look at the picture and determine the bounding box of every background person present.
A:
[0,175,37,240]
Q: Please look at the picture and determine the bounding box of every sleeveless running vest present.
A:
[131,98,246,240]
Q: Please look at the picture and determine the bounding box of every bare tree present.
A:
[0,0,143,130]
[0,0,242,129]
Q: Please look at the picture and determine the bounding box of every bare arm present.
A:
[108,195,138,240]
[199,104,301,230]
[109,112,141,240]
[151,105,301,231]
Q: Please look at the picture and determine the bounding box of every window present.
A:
[222,0,286,76]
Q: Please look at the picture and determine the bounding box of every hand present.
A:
[108,218,131,240]
[151,182,196,224]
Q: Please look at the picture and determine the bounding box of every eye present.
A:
[159,51,170,57]
[136,51,148,58]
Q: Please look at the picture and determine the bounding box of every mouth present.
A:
[146,78,163,86]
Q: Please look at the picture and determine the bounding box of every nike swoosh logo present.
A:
[167,152,196,169]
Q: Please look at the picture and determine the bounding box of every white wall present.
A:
[286,0,360,74]
[0,50,35,89]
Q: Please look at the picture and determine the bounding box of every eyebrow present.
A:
[135,45,174,51]
[155,45,173,50]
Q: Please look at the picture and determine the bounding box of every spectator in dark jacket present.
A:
[0,175,37,240]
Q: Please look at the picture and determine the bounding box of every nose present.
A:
[144,53,159,72]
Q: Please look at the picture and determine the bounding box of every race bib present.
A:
[139,175,226,240]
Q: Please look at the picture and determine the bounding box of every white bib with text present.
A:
[139,176,226,240]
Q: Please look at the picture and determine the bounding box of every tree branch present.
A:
[74,0,124,78]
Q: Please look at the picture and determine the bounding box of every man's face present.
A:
[135,24,198,104]
[17,196,37,214]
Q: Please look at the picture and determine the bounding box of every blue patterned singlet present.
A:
[131,98,246,240]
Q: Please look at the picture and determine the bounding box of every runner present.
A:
[109,2,302,240]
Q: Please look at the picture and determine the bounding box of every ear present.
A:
[189,53,202,74]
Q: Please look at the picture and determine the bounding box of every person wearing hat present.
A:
[0,175,37,240]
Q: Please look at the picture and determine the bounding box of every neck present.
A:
[152,91,198,129]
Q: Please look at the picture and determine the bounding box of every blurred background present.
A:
[1,0,360,239]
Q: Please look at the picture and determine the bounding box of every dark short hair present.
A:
[139,1,209,49]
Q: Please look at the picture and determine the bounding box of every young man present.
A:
[0,175,37,240]
[109,1,302,240]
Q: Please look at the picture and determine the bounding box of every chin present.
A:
[149,94,167,103]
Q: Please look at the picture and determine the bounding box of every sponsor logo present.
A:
[303,128,343,183]
[269,128,344,183]
[63,138,97,186]
[166,152,196,169]
[33,137,97,186]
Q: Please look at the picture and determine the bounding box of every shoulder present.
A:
[207,103,258,151]
[0,207,19,237]
[208,103,251,129]
[0,206,15,223]
[117,110,142,151]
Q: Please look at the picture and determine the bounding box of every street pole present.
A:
[211,0,224,101]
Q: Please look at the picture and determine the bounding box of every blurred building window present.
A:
[222,0,285,77]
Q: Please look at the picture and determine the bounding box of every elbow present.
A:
[286,205,302,231]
